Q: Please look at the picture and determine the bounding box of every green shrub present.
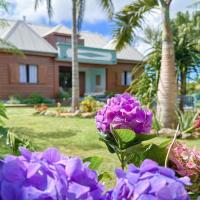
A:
[58,90,72,99]
[22,93,53,105]
[80,96,104,113]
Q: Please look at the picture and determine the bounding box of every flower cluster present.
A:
[106,159,190,200]
[169,142,200,177]
[0,147,104,200]
[95,93,152,134]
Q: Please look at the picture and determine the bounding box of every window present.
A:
[19,64,38,84]
[96,75,101,86]
[121,71,132,86]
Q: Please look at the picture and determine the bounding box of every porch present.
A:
[59,66,106,97]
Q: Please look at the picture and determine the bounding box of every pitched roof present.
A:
[104,40,143,62]
[0,19,143,61]
[0,20,57,55]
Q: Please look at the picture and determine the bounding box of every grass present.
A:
[0,107,119,186]
[1,107,200,187]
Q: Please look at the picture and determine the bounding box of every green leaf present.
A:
[134,134,156,143]
[98,171,112,182]
[112,129,136,149]
[142,137,171,148]
[83,156,103,170]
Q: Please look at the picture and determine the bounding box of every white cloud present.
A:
[3,0,133,24]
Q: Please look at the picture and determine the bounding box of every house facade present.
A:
[0,20,143,99]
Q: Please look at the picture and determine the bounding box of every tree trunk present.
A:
[179,70,187,112]
[157,1,177,128]
[71,0,80,112]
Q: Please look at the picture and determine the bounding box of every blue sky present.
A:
[2,0,194,52]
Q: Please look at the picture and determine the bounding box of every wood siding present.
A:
[0,53,56,99]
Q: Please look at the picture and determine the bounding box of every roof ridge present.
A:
[5,20,57,52]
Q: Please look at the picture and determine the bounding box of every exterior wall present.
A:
[106,62,137,93]
[55,61,143,96]
[45,33,84,49]
[0,52,56,99]
[0,52,142,99]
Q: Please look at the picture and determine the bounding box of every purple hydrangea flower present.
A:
[0,147,105,200]
[96,93,152,134]
[106,159,191,200]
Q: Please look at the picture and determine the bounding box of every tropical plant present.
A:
[80,96,104,113]
[176,110,199,133]
[127,26,161,107]
[6,131,36,155]
[172,11,200,111]
[129,11,200,112]
[113,0,177,128]
[0,102,7,126]
[35,0,113,112]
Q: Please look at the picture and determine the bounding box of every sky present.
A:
[1,0,194,53]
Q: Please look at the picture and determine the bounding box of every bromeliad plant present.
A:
[96,93,171,169]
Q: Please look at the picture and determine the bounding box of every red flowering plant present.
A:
[169,141,200,193]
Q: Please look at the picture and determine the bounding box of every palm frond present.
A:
[35,0,53,19]
[0,0,8,12]
[99,0,114,19]
[0,39,23,56]
[113,0,158,51]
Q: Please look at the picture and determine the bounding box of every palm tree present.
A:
[172,12,200,111]
[129,11,200,112]
[35,0,113,112]
[113,0,177,128]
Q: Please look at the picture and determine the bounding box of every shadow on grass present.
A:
[75,143,104,151]
[9,127,77,139]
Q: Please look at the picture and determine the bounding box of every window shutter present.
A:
[39,65,48,84]
[9,64,19,84]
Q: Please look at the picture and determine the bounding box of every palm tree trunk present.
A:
[179,70,187,112]
[72,0,80,112]
[157,1,177,128]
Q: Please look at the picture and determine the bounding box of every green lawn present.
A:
[0,107,119,183]
[1,107,200,184]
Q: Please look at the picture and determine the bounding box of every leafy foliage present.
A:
[22,93,53,105]
[83,156,103,170]
[99,128,170,168]
[6,131,36,155]
[0,102,7,126]
[176,110,199,132]
[113,0,158,50]
[80,96,104,113]
[129,11,200,109]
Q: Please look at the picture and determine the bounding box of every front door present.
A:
[79,72,85,97]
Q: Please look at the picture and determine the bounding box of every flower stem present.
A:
[165,125,179,168]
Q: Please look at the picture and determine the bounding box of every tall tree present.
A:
[113,0,177,128]
[129,11,200,112]
[35,0,113,112]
